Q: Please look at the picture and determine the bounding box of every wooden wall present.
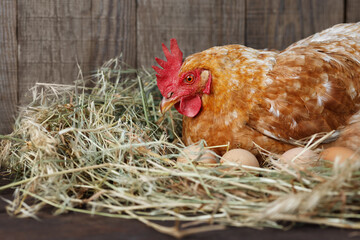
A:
[0,0,359,134]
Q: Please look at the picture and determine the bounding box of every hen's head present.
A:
[152,39,212,117]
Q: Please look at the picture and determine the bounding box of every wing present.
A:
[248,25,360,142]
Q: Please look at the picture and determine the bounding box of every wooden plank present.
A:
[246,0,344,50]
[0,213,356,240]
[137,0,245,68]
[17,0,92,104]
[17,0,137,105]
[0,0,18,134]
[90,0,137,68]
[346,0,360,22]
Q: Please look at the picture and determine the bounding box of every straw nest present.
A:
[0,58,359,238]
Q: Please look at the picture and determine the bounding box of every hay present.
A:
[0,58,360,238]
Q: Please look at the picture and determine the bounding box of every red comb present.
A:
[152,39,183,95]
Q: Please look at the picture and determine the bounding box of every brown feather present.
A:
[180,23,360,155]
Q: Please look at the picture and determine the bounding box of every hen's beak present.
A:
[160,97,179,114]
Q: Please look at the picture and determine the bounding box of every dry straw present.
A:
[0,58,359,238]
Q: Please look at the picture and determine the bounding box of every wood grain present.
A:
[17,0,136,105]
[90,0,137,68]
[17,0,92,104]
[137,0,245,68]
[0,0,18,134]
[246,0,344,50]
[346,0,360,22]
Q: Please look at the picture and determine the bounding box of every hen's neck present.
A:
[182,45,278,123]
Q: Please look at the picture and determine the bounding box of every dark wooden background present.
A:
[1,0,360,134]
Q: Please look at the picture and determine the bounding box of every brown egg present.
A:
[280,147,318,167]
[177,144,218,164]
[320,147,359,165]
[220,149,259,168]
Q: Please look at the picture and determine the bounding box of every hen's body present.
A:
[181,23,360,155]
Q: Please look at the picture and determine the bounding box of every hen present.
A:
[153,23,360,156]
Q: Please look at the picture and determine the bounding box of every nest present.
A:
[0,58,359,238]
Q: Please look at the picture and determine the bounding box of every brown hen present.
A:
[153,23,360,156]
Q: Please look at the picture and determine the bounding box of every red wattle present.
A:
[175,95,202,117]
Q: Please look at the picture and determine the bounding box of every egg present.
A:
[279,147,318,167]
[220,149,259,168]
[177,144,218,165]
[320,147,359,165]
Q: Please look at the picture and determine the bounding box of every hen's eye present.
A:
[185,74,194,84]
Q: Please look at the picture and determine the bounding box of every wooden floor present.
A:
[0,177,359,240]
